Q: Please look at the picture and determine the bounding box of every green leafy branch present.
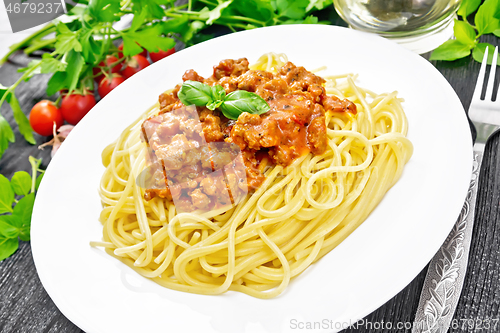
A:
[430,0,500,64]
[0,0,332,162]
[0,157,44,261]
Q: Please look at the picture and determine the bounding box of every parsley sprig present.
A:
[0,157,44,261]
[430,0,500,64]
[0,0,333,161]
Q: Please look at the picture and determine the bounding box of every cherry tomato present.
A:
[118,43,147,59]
[60,93,97,125]
[29,100,64,136]
[93,55,121,82]
[121,55,150,79]
[98,74,126,98]
[149,47,175,63]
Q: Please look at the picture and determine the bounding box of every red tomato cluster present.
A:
[29,43,175,136]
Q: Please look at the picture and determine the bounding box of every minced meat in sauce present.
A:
[142,58,356,209]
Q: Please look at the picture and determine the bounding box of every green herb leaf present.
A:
[35,173,44,190]
[211,85,227,101]
[130,6,149,33]
[281,15,319,24]
[430,39,473,61]
[306,0,332,12]
[276,0,309,20]
[46,71,67,96]
[65,50,85,93]
[0,84,7,99]
[0,115,15,160]
[11,171,32,196]
[17,60,41,81]
[230,0,274,23]
[40,53,67,73]
[181,21,207,45]
[12,193,35,241]
[54,23,82,55]
[494,29,500,37]
[199,1,234,25]
[453,19,476,46]
[220,90,270,120]
[0,215,19,239]
[457,0,482,19]
[475,0,500,36]
[0,174,14,214]
[121,36,144,57]
[88,0,121,22]
[161,16,190,34]
[178,80,216,106]
[206,100,224,110]
[122,25,176,54]
[5,93,36,145]
[472,43,500,65]
[0,234,18,261]
[206,85,226,110]
[132,0,164,22]
[79,27,102,64]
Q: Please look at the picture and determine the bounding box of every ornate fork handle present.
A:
[412,147,483,333]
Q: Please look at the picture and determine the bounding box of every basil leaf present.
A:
[12,193,35,241]
[178,80,215,107]
[11,171,32,196]
[475,0,500,36]
[0,174,14,214]
[211,85,226,101]
[0,235,18,261]
[220,90,270,120]
[207,100,224,110]
[472,43,500,65]
[457,0,482,19]
[0,215,19,239]
[429,39,473,61]
[453,19,476,47]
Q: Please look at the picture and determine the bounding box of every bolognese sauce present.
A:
[142,58,356,208]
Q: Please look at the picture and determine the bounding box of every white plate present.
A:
[31,25,472,333]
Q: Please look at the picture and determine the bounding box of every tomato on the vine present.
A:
[149,47,175,63]
[93,55,122,82]
[98,74,126,98]
[60,93,96,125]
[121,55,150,79]
[29,100,64,136]
[118,43,147,59]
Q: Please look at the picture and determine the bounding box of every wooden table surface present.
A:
[0,19,499,333]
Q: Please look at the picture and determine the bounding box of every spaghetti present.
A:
[93,53,413,298]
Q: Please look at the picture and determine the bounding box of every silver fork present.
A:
[413,46,499,333]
